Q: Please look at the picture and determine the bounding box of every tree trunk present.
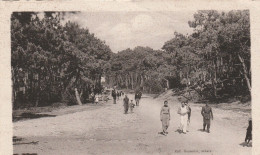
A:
[125,74,128,89]
[75,88,82,105]
[213,62,217,97]
[140,75,144,87]
[131,73,134,90]
[238,54,251,93]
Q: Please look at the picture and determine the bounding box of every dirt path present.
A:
[13,94,251,155]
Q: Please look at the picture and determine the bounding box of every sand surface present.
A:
[13,94,251,155]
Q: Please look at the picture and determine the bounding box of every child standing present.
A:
[129,100,135,113]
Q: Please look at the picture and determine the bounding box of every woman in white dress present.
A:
[177,101,189,134]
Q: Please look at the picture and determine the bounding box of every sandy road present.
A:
[13,94,251,155]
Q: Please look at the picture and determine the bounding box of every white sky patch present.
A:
[62,11,195,52]
[37,12,45,20]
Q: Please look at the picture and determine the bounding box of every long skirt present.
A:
[113,97,116,104]
[161,114,170,132]
[124,104,128,113]
[180,114,188,133]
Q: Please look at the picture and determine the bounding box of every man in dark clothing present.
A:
[185,101,191,132]
[244,118,252,147]
[90,92,95,104]
[117,91,120,100]
[112,89,117,104]
[135,91,142,106]
[201,103,213,133]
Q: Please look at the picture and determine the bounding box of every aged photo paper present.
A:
[0,0,260,154]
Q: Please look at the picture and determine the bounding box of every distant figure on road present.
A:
[95,94,99,104]
[90,92,95,104]
[123,95,129,114]
[160,101,170,135]
[178,101,189,134]
[117,91,120,100]
[201,103,213,133]
[244,118,252,147]
[112,89,117,104]
[135,90,142,106]
[129,100,135,113]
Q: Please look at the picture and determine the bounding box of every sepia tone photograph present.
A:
[10,10,252,155]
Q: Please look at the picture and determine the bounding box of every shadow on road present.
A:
[239,142,252,147]
[13,136,39,146]
[197,129,205,132]
[175,129,183,134]
[13,112,56,122]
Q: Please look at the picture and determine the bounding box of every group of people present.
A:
[160,100,252,147]
[111,88,252,146]
[123,95,136,114]
[111,89,124,104]
[111,88,142,114]
[160,100,213,136]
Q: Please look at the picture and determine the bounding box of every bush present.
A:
[144,79,164,93]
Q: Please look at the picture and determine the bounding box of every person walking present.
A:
[244,117,252,147]
[123,95,129,114]
[186,101,191,132]
[135,90,142,106]
[112,88,117,104]
[135,92,138,106]
[117,91,120,101]
[201,103,213,133]
[178,101,189,134]
[160,101,171,135]
[90,92,95,104]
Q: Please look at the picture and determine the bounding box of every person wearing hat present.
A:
[178,101,189,134]
[160,101,171,135]
[201,103,213,133]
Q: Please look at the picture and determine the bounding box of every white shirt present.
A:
[178,106,188,115]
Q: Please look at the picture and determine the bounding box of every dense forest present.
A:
[11,12,112,108]
[105,10,250,102]
[104,46,179,93]
[12,10,250,108]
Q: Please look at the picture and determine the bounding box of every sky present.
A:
[62,11,195,53]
